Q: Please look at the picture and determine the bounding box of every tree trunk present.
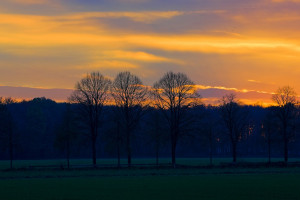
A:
[283,127,288,164]
[171,124,178,168]
[117,143,120,168]
[9,129,13,170]
[171,133,177,168]
[92,135,97,167]
[9,142,13,169]
[209,141,213,166]
[284,138,288,164]
[209,128,213,166]
[125,106,131,167]
[171,143,176,168]
[67,138,70,169]
[156,144,159,167]
[155,123,159,167]
[127,128,131,167]
[127,140,131,167]
[117,121,121,168]
[232,142,237,163]
[268,140,271,164]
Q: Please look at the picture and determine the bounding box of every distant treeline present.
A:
[0,71,299,168]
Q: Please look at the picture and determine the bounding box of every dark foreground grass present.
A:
[1,158,300,200]
[1,173,300,200]
[2,158,300,170]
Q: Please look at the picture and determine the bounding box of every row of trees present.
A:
[0,71,298,168]
[70,71,201,167]
[68,71,299,168]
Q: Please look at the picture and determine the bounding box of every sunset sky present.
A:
[1,0,300,105]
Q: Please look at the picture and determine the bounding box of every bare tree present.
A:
[111,71,148,167]
[104,109,124,168]
[272,86,298,163]
[0,97,15,169]
[219,94,249,163]
[199,107,219,166]
[261,108,278,164]
[54,103,78,169]
[146,108,166,166]
[69,72,111,167]
[152,72,201,168]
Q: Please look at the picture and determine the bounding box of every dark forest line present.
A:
[0,71,299,168]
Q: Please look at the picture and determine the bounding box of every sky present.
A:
[1,0,300,105]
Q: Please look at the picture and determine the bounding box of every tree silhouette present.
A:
[219,94,249,163]
[0,97,15,169]
[54,103,78,169]
[272,86,298,163]
[152,72,201,168]
[111,71,148,167]
[261,107,278,164]
[146,108,166,166]
[199,107,219,166]
[69,72,111,167]
[104,109,124,168]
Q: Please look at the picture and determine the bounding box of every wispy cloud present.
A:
[196,84,274,95]
[98,51,180,63]
[0,84,275,106]
[2,10,300,56]
[272,0,300,2]
[0,10,225,28]
[117,0,149,3]
[196,84,275,106]
[56,11,184,23]
[9,0,51,4]
[248,80,261,83]
[76,60,139,70]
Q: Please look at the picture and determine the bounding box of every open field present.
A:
[1,158,300,200]
[1,173,300,200]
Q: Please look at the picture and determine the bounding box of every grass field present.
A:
[1,158,300,200]
[1,174,300,200]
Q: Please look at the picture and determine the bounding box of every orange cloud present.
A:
[272,0,300,2]
[76,60,139,70]
[2,25,300,57]
[53,10,224,23]
[196,84,276,106]
[2,11,300,58]
[10,0,50,4]
[248,80,262,83]
[117,0,149,2]
[99,51,179,63]
[196,84,274,95]
[52,11,184,23]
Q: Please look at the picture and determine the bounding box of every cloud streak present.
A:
[9,0,51,4]
[0,84,275,106]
